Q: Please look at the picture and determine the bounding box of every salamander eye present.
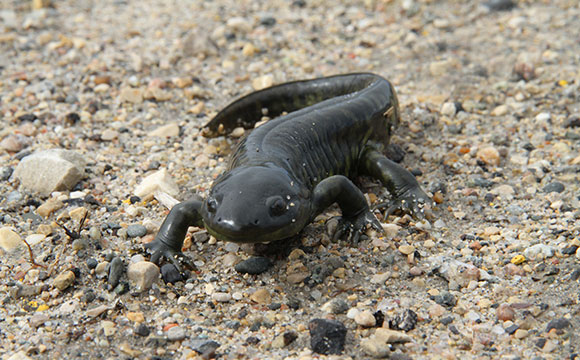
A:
[206,197,217,213]
[267,196,287,217]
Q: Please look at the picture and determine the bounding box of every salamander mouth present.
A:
[203,219,306,244]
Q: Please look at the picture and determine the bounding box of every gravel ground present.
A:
[1,0,579,359]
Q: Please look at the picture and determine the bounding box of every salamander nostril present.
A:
[254,219,259,225]
[217,217,222,222]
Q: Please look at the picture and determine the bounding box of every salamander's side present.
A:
[214,73,400,188]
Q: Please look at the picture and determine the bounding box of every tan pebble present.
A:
[119,87,144,104]
[477,146,500,166]
[193,154,209,168]
[409,266,423,276]
[375,328,413,343]
[287,272,309,284]
[189,102,205,114]
[134,169,179,198]
[288,248,306,260]
[427,288,440,296]
[399,245,415,255]
[440,102,457,116]
[126,312,145,323]
[424,239,435,248]
[252,74,274,91]
[332,267,346,278]
[231,127,245,138]
[94,75,111,85]
[361,337,391,358]
[505,263,524,276]
[1,135,24,152]
[54,270,75,291]
[250,288,271,304]
[172,77,192,88]
[354,310,376,327]
[86,305,109,317]
[382,223,401,238]
[432,192,444,204]
[93,83,110,93]
[101,129,119,141]
[242,42,257,56]
[514,329,528,339]
[0,227,23,251]
[428,303,446,317]
[491,104,509,116]
[148,123,180,138]
[101,320,116,336]
[69,207,88,222]
[483,226,500,236]
[371,272,390,284]
[477,298,492,309]
[497,304,515,321]
[37,199,64,218]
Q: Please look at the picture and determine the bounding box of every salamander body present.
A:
[146,73,430,268]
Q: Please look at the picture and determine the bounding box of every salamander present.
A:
[146,73,431,269]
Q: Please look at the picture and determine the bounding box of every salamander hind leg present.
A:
[361,149,432,219]
[145,198,204,272]
[311,175,383,244]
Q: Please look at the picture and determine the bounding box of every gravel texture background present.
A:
[1,0,579,359]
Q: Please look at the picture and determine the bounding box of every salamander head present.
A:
[201,166,311,243]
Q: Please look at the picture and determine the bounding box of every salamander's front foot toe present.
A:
[332,210,383,245]
[145,237,196,273]
[381,187,433,220]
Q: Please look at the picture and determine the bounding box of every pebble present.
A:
[5,352,33,360]
[388,309,418,332]
[543,182,565,193]
[545,318,570,332]
[187,339,220,357]
[309,318,347,355]
[161,263,183,284]
[375,328,414,344]
[250,288,271,304]
[212,292,232,302]
[36,198,64,218]
[135,324,150,337]
[100,129,118,141]
[126,224,147,238]
[523,244,554,260]
[1,135,24,152]
[272,331,298,348]
[491,105,509,116]
[53,270,75,291]
[0,227,23,251]
[476,146,501,166]
[321,298,349,314]
[398,245,415,255]
[440,102,457,116]
[148,123,180,137]
[107,257,124,288]
[361,336,391,358]
[87,305,109,317]
[167,326,187,341]
[119,87,144,103]
[252,74,274,91]
[13,149,85,195]
[514,329,528,339]
[354,310,377,327]
[226,17,252,33]
[127,261,159,291]
[134,169,179,198]
[101,320,116,336]
[234,256,272,274]
[0,166,13,181]
[496,303,515,321]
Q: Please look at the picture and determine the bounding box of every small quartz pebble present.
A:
[252,74,274,90]
[127,261,160,291]
[440,102,457,116]
[149,123,180,137]
[321,298,349,314]
[496,303,515,321]
[399,245,415,255]
[167,326,187,341]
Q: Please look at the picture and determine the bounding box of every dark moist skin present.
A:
[146,73,431,269]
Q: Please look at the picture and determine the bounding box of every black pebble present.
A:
[135,323,150,337]
[189,339,221,356]
[564,114,580,128]
[161,264,183,284]
[260,16,276,26]
[433,291,456,308]
[570,268,580,281]
[543,182,565,193]
[0,167,13,181]
[546,318,571,332]
[309,318,347,355]
[17,114,38,122]
[505,324,519,335]
[562,245,578,255]
[234,256,272,275]
[108,257,125,288]
[388,309,418,332]
[484,0,516,11]
[129,195,141,204]
[245,336,260,345]
[282,330,298,346]
[440,316,454,325]
[86,258,98,269]
[535,338,547,348]
[63,112,80,126]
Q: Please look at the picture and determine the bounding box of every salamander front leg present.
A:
[361,149,432,219]
[312,175,383,244]
[145,198,204,271]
